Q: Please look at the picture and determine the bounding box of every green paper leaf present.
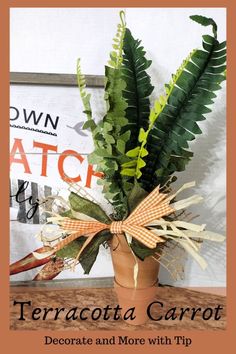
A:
[131,238,163,261]
[117,139,126,153]
[137,158,146,169]
[139,19,226,191]
[120,168,136,177]
[83,120,97,131]
[79,231,112,274]
[69,192,110,224]
[140,147,148,157]
[77,59,96,132]
[86,13,130,218]
[56,238,86,259]
[138,128,147,143]
[121,160,137,168]
[122,28,154,151]
[127,182,148,212]
[103,122,113,132]
[105,134,116,144]
[190,15,218,38]
[126,146,140,157]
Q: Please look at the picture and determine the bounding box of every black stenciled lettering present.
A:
[10,106,19,121]
[10,181,47,220]
[10,180,29,202]
[23,109,43,125]
[44,114,59,130]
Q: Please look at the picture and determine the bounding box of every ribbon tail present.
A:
[124,225,164,249]
[128,185,165,218]
[54,230,89,252]
[171,195,203,211]
[165,181,196,203]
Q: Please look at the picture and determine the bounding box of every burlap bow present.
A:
[53,185,174,256]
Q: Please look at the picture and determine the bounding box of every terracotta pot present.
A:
[110,234,160,325]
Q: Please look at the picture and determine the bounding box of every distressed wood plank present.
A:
[10,72,105,88]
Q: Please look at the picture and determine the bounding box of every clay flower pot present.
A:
[110,234,160,325]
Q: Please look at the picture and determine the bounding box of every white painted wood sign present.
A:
[10,78,114,281]
[10,82,105,190]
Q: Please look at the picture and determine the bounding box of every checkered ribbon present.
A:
[54,185,174,251]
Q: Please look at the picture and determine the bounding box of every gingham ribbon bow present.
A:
[55,185,174,251]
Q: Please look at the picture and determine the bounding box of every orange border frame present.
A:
[1,1,235,353]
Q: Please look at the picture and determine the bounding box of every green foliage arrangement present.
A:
[79,12,226,201]
[68,12,225,271]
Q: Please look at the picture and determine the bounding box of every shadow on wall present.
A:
[159,90,226,287]
[177,95,226,234]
